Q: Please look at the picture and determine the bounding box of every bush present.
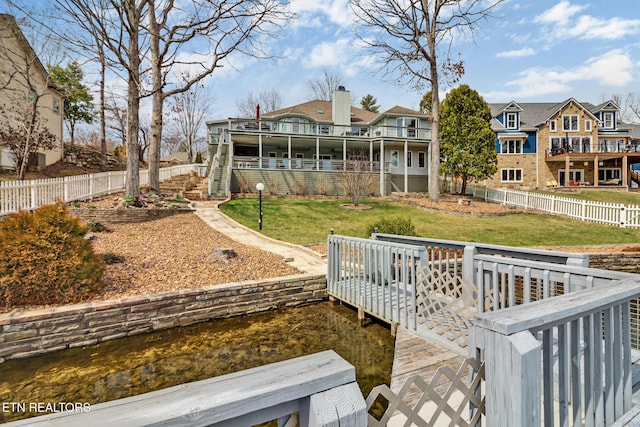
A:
[365,217,417,237]
[0,202,105,308]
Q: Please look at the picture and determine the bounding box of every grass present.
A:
[219,196,640,247]
[535,189,640,205]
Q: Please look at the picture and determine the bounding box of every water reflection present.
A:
[0,302,394,422]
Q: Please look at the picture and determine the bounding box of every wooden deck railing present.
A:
[472,278,640,426]
[3,351,367,427]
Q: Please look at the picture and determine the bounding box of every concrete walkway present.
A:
[191,200,327,276]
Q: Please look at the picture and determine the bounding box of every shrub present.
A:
[365,217,417,237]
[0,202,105,308]
[101,252,125,264]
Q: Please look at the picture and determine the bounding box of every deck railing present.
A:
[233,155,389,173]
[327,234,640,349]
[0,164,206,215]
[472,278,640,426]
[3,351,367,427]
[463,184,640,228]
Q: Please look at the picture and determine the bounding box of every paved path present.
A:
[191,200,327,276]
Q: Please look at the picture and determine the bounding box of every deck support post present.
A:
[358,307,366,326]
[390,322,398,338]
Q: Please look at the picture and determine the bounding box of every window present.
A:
[501,168,522,182]
[562,115,579,131]
[506,112,518,129]
[390,150,399,167]
[601,112,614,129]
[53,98,60,114]
[501,139,523,154]
[396,118,417,137]
[585,120,592,131]
[407,151,412,168]
[549,120,557,132]
[418,151,426,168]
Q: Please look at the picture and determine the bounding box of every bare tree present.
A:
[166,80,212,163]
[628,94,640,124]
[144,0,291,193]
[236,89,283,117]
[308,69,344,101]
[352,0,505,202]
[337,152,376,207]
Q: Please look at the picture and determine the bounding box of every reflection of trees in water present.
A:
[0,302,394,422]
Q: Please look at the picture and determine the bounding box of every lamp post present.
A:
[256,182,264,230]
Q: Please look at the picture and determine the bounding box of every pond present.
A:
[0,301,395,423]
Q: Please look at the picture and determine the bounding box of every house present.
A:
[0,14,64,170]
[159,149,209,166]
[488,99,638,189]
[206,86,431,197]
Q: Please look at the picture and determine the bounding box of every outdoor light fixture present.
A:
[256,182,264,230]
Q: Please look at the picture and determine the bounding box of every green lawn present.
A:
[219,197,640,247]
[534,189,640,205]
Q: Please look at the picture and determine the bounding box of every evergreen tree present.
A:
[360,94,380,113]
[439,84,497,194]
[48,61,94,145]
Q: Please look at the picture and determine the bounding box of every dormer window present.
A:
[562,115,579,131]
[506,112,518,129]
[601,112,614,129]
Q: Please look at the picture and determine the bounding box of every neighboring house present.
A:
[206,86,431,197]
[488,99,637,189]
[159,150,208,166]
[0,14,64,170]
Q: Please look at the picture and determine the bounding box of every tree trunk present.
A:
[124,1,141,197]
[428,62,440,203]
[148,0,162,193]
[99,46,107,168]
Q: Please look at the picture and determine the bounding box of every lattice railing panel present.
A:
[366,358,485,427]
[415,266,478,348]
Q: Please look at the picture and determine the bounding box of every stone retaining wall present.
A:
[69,207,193,224]
[0,274,327,363]
[589,253,640,274]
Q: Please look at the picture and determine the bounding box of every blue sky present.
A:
[3,0,639,121]
[214,0,640,118]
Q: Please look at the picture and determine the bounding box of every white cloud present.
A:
[496,47,535,58]
[482,49,634,100]
[534,1,640,41]
[289,0,354,28]
[303,38,353,69]
[533,1,585,26]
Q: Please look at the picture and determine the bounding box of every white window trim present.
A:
[500,168,523,183]
[390,150,399,167]
[418,151,426,168]
[506,112,518,129]
[501,139,524,154]
[549,120,557,132]
[562,114,579,132]
[585,120,592,132]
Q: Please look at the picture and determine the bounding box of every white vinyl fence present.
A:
[0,164,206,216]
[464,184,640,228]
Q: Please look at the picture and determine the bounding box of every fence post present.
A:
[107,172,112,192]
[308,382,367,427]
[64,176,69,202]
[581,199,587,221]
[89,174,94,197]
[620,205,626,228]
[503,188,507,204]
[482,329,541,426]
[30,180,37,210]
[462,245,477,291]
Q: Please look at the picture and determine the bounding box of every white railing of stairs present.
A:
[207,133,225,197]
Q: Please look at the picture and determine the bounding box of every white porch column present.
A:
[404,139,408,193]
[379,140,385,196]
[369,140,373,172]
[316,137,320,170]
[288,135,292,169]
[258,134,263,169]
[343,138,347,168]
[594,155,599,187]
[623,155,629,188]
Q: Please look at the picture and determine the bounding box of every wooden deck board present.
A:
[390,327,468,408]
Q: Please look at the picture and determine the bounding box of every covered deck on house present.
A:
[545,151,640,189]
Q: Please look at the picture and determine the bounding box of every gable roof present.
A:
[0,14,61,95]
[489,98,604,131]
[263,100,426,126]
